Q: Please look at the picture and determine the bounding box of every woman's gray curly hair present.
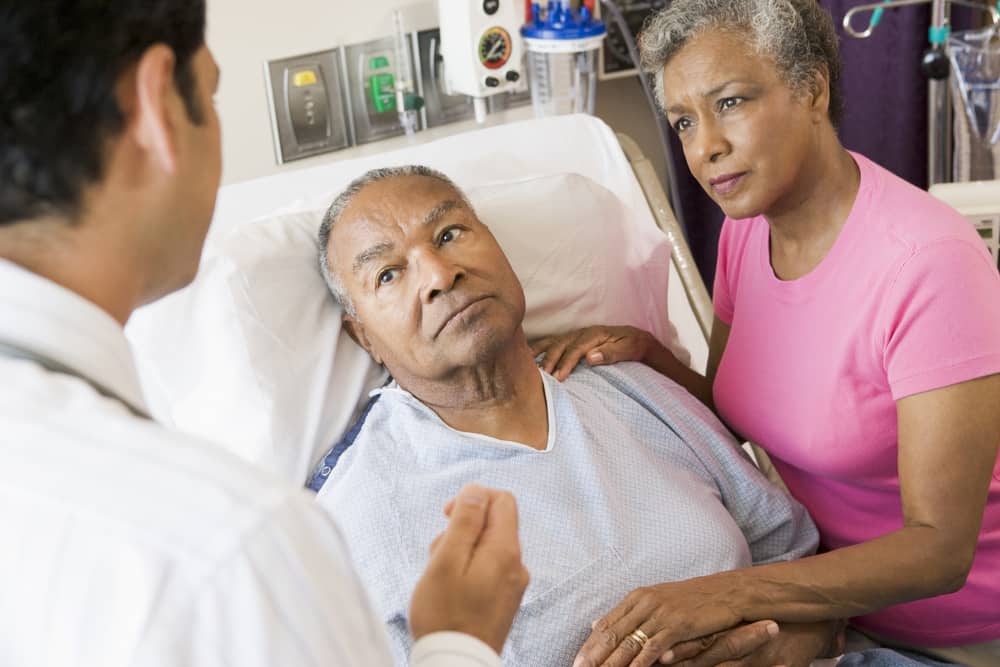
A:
[640,0,843,125]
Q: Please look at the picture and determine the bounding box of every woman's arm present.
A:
[642,316,730,410]
[573,372,1000,667]
[733,372,1000,616]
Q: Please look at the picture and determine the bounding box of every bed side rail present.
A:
[615,133,713,342]
[616,132,787,488]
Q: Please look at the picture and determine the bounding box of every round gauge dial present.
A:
[478,27,512,70]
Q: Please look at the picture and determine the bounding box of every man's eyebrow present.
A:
[422,199,464,227]
[352,241,394,275]
[348,197,464,275]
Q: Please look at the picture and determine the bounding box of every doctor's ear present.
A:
[343,314,382,364]
[124,44,182,174]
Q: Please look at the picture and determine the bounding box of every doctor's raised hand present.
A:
[410,484,530,655]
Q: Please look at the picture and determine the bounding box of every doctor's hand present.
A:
[531,325,656,381]
[409,484,530,655]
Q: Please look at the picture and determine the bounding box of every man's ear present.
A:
[126,44,181,174]
[343,313,382,365]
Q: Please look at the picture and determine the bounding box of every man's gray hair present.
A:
[317,165,469,317]
[640,0,843,125]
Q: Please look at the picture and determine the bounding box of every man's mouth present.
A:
[434,296,490,338]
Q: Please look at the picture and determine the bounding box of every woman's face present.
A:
[662,30,826,220]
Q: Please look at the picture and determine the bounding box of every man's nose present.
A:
[415,247,464,303]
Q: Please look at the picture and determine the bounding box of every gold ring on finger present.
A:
[627,628,649,649]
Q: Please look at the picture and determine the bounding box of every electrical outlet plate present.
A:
[265,48,353,164]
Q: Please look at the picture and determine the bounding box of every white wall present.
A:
[206,0,439,184]
[207,0,668,190]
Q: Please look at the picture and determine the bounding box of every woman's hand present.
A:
[530,325,654,381]
[573,577,743,667]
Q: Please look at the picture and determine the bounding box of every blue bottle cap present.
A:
[521,1,607,40]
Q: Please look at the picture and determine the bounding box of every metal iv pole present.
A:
[930,0,955,185]
[844,0,1000,185]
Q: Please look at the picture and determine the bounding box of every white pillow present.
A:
[128,172,685,484]
[474,174,680,348]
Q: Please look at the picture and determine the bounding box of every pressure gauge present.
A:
[478,27,512,69]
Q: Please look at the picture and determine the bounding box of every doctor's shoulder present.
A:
[1,390,370,664]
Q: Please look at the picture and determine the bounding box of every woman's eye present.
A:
[439,227,463,244]
[718,97,743,112]
[672,117,692,133]
[376,269,397,287]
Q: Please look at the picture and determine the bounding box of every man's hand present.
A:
[667,620,845,667]
[662,621,779,666]
[531,325,654,381]
[409,484,530,655]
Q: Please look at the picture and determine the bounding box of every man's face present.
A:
[184,46,222,253]
[327,175,526,383]
[156,45,222,298]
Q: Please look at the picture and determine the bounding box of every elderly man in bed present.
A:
[312,165,835,666]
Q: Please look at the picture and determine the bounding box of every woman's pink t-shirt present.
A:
[713,152,1000,646]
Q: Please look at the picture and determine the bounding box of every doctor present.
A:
[0,2,528,665]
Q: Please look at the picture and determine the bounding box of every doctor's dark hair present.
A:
[317,165,471,317]
[640,0,844,126]
[0,0,207,226]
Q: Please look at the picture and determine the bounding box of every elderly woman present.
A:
[537,1,1000,666]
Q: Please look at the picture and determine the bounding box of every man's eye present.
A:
[439,227,463,244]
[718,97,743,112]
[376,269,397,286]
[672,117,692,133]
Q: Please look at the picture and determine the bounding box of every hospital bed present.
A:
[126,112,782,487]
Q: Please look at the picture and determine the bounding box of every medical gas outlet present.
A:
[368,56,397,113]
[438,0,525,121]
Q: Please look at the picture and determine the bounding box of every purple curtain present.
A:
[674,1,966,293]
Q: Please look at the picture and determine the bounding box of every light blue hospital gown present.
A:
[315,362,818,666]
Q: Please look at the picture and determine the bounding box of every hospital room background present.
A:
[205,0,1000,286]
[126,0,1000,483]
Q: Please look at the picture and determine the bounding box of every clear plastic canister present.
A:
[521,1,606,119]
[526,43,600,117]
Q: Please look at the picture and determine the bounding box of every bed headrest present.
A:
[127,117,686,483]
